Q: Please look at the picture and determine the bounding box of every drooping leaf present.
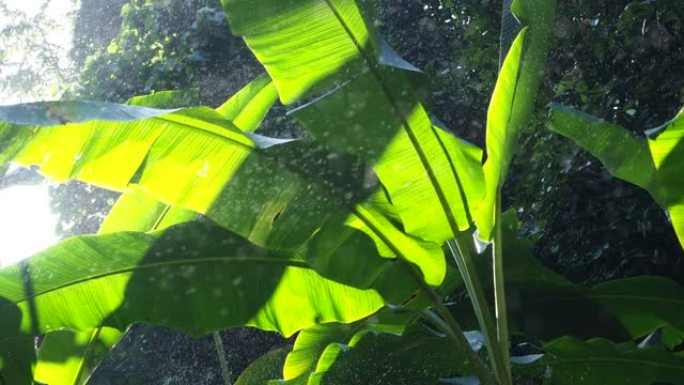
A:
[450,212,630,342]
[0,221,386,339]
[519,337,684,385]
[452,212,684,343]
[476,0,557,241]
[33,327,122,385]
[548,104,684,248]
[0,97,445,286]
[501,214,683,342]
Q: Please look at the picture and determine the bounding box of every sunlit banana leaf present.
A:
[518,337,684,385]
[99,185,198,235]
[548,104,684,248]
[0,221,387,339]
[475,0,557,241]
[35,186,198,385]
[0,95,445,286]
[33,327,122,385]
[223,0,485,247]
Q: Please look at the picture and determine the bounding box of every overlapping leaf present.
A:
[0,221,387,338]
[223,0,485,247]
[0,91,445,286]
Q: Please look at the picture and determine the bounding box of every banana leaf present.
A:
[518,337,684,385]
[0,221,387,339]
[475,0,557,241]
[548,103,684,248]
[0,293,35,384]
[0,98,445,287]
[223,0,485,246]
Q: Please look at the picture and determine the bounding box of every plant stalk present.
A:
[403,263,499,385]
[72,327,103,385]
[492,192,511,383]
[448,235,510,385]
[213,331,233,385]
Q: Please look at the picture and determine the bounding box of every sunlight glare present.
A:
[0,184,59,266]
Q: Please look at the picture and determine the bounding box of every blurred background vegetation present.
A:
[1,0,683,383]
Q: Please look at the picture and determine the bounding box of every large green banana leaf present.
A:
[498,276,684,344]
[0,221,386,338]
[0,93,446,286]
[33,173,198,384]
[223,0,485,246]
[548,104,684,248]
[475,0,557,241]
[518,337,684,385]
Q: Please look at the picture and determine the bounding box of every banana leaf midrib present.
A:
[2,256,312,309]
[321,0,467,236]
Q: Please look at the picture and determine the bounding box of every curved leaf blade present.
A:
[224,0,486,250]
[476,0,557,241]
[0,98,444,286]
[548,104,684,248]
[0,222,385,338]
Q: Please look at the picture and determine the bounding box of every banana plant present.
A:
[0,0,683,385]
